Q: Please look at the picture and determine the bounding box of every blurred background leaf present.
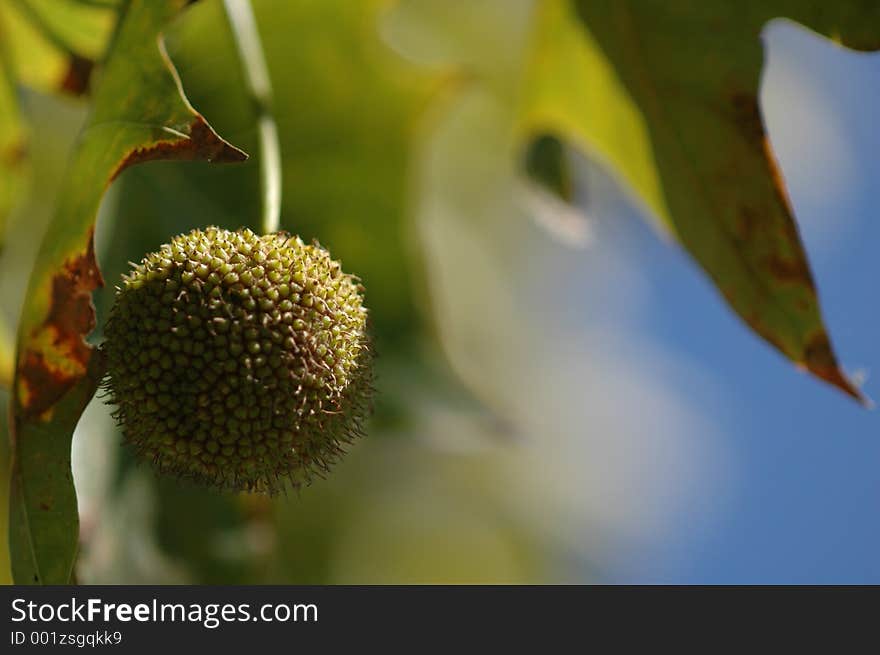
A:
[0,0,115,95]
[0,0,117,247]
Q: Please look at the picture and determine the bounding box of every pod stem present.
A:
[223,0,281,235]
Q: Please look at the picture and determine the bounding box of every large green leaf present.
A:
[526,0,880,399]
[9,0,244,585]
[9,361,100,584]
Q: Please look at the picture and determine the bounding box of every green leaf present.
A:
[9,359,102,584]
[9,0,245,585]
[0,0,115,96]
[525,0,879,399]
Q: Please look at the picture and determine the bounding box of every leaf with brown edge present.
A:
[16,229,103,421]
[9,0,246,585]
[523,0,878,401]
[9,353,104,585]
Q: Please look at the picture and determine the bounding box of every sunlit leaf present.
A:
[9,0,245,584]
[0,0,116,249]
[0,0,115,95]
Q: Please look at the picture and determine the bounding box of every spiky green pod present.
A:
[103,227,372,493]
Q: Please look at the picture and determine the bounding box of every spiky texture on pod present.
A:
[103,227,372,493]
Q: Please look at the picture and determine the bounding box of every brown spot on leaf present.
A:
[730,91,765,145]
[110,115,247,182]
[39,502,51,511]
[17,228,104,420]
[758,138,827,286]
[59,54,95,96]
[802,331,865,403]
[740,307,788,357]
[735,206,759,243]
[2,140,27,168]
[764,254,815,290]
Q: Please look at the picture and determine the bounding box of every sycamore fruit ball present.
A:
[103,227,372,493]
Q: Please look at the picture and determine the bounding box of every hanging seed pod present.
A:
[103,227,372,493]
